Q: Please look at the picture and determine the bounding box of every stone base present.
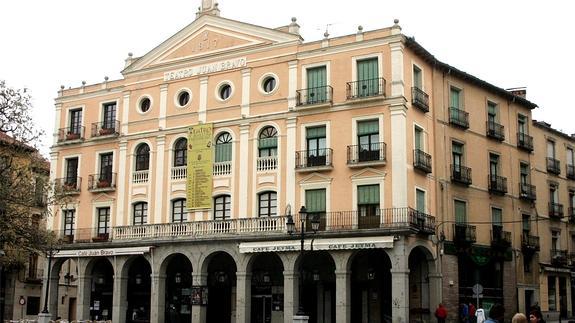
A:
[293,315,310,323]
[37,313,52,323]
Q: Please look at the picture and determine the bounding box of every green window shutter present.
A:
[416,189,426,213]
[215,143,232,162]
[358,185,380,204]
[306,126,326,139]
[413,66,422,89]
[520,163,529,176]
[307,66,327,103]
[454,200,467,223]
[452,142,463,155]
[522,214,530,231]
[357,120,379,136]
[450,88,460,109]
[357,58,379,97]
[492,208,502,226]
[415,127,423,150]
[258,137,277,149]
[488,102,497,115]
[306,189,326,212]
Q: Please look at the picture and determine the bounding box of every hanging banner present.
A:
[187,123,213,210]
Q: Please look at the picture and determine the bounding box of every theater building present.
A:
[44,1,574,322]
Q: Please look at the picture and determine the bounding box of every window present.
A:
[520,162,530,185]
[548,276,557,311]
[28,254,38,279]
[450,87,461,109]
[97,207,110,235]
[139,97,151,113]
[99,153,113,182]
[357,58,379,97]
[522,214,531,233]
[416,189,426,213]
[550,185,559,204]
[262,76,277,93]
[69,108,82,134]
[133,202,148,225]
[306,66,327,103]
[306,126,327,166]
[452,142,463,167]
[173,138,187,167]
[568,148,574,166]
[518,114,527,135]
[413,65,423,89]
[26,297,40,316]
[357,185,379,217]
[492,207,502,228]
[219,84,232,100]
[135,144,150,171]
[177,91,190,107]
[63,209,75,236]
[258,191,277,217]
[487,101,498,124]
[569,190,575,212]
[215,132,232,162]
[214,195,231,220]
[172,199,187,223]
[258,126,278,157]
[357,119,380,161]
[102,102,117,129]
[414,126,423,151]
[547,140,556,158]
[552,230,560,250]
[489,153,500,177]
[65,157,79,185]
[454,200,467,224]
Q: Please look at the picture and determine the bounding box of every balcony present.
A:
[214,161,232,176]
[346,78,386,100]
[549,202,564,219]
[488,175,508,195]
[55,229,110,244]
[521,234,540,253]
[55,177,81,194]
[91,120,120,138]
[413,149,432,173]
[296,85,333,106]
[567,165,575,180]
[88,173,116,192]
[449,107,469,129]
[491,226,511,249]
[347,142,386,167]
[451,164,472,185]
[568,207,575,224]
[411,87,429,112]
[132,170,149,184]
[519,183,537,201]
[551,249,568,267]
[486,121,505,141]
[295,148,333,171]
[257,156,278,172]
[57,126,85,143]
[171,166,187,180]
[453,224,476,244]
[546,157,561,175]
[517,133,534,152]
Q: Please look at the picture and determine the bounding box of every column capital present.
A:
[239,123,250,133]
[390,269,410,275]
[288,60,299,68]
[199,76,209,84]
[334,270,351,276]
[122,91,131,97]
[160,83,169,91]
[119,140,128,149]
[156,134,167,144]
[236,271,252,279]
[286,117,298,127]
[241,68,252,76]
[151,274,167,280]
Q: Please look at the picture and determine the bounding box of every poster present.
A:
[187,124,213,210]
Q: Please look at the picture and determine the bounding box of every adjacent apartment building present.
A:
[44,1,575,323]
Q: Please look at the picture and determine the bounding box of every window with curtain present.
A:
[517,114,527,134]
[520,163,529,185]
[357,58,379,97]
[450,87,461,109]
[454,200,467,224]
[306,189,327,213]
[452,142,463,168]
[547,140,556,158]
[172,198,187,223]
[413,65,422,90]
[133,202,148,225]
[491,207,502,227]
[414,126,423,151]
[214,195,231,220]
[306,126,327,165]
[416,189,426,213]
[215,132,233,162]
[487,101,498,124]
[489,153,499,177]
[63,209,75,236]
[258,191,277,217]
[306,66,327,103]
[173,138,187,167]
[135,144,150,171]
[568,148,574,166]
[258,126,278,157]
[102,102,116,130]
[97,207,110,235]
[357,184,379,217]
[550,185,558,204]
[522,214,530,233]
[357,119,379,161]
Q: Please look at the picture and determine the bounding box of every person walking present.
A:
[512,313,528,323]
[435,303,448,323]
[469,303,477,323]
[484,303,505,323]
[476,307,486,323]
[460,303,470,323]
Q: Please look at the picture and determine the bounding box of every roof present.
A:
[532,120,575,142]
[0,131,38,153]
[404,37,538,110]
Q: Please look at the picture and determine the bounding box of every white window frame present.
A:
[351,53,383,83]
[299,121,331,151]
[301,61,331,89]
[351,114,384,146]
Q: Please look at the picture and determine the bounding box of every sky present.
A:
[1,0,574,156]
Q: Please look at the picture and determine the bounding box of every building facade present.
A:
[44,1,574,323]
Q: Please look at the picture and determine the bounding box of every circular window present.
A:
[219,84,232,100]
[177,91,190,107]
[262,77,277,93]
[139,97,151,113]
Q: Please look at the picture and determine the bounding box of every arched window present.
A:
[173,138,188,167]
[215,132,232,163]
[258,126,278,157]
[258,191,277,217]
[133,202,148,225]
[135,144,150,171]
[214,195,231,220]
[172,198,187,223]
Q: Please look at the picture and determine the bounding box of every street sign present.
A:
[472,284,484,295]
[472,294,484,298]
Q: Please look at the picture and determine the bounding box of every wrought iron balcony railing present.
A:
[413,149,432,173]
[296,85,333,106]
[451,164,472,185]
[453,224,476,244]
[57,126,85,143]
[486,121,505,141]
[519,183,537,201]
[449,107,469,129]
[411,87,429,112]
[521,233,540,252]
[568,207,575,224]
[547,157,561,175]
[491,226,512,248]
[88,173,117,191]
[295,148,333,170]
[517,132,534,152]
[347,142,386,165]
[55,177,81,194]
[91,120,120,138]
[549,202,564,219]
[488,175,508,195]
[346,78,386,100]
[551,249,568,267]
[567,165,575,180]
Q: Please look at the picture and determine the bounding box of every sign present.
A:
[164,57,247,81]
[239,236,394,253]
[18,296,26,305]
[472,284,484,295]
[191,286,209,306]
[187,124,213,210]
[54,246,151,258]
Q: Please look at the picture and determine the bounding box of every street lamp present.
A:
[286,206,320,317]
[41,246,60,314]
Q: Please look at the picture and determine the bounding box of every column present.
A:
[121,91,130,134]
[159,84,168,129]
[76,274,92,320]
[236,271,251,323]
[198,76,208,123]
[288,60,298,109]
[150,273,166,323]
[428,272,442,316]
[112,275,128,323]
[191,273,208,323]
[116,140,128,226]
[283,270,298,323]
[238,124,250,218]
[154,135,166,223]
[335,270,351,323]
[286,117,297,208]
[391,243,410,323]
[390,41,405,97]
[241,68,251,117]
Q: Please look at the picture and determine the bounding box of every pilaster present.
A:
[154,135,166,223]
[241,68,251,117]
[235,271,251,323]
[390,40,405,97]
[76,275,92,320]
[112,275,128,323]
[390,239,410,323]
[116,140,128,226]
[390,103,408,207]
[121,91,130,134]
[199,76,208,123]
[191,273,208,323]
[286,117,297,208]
[238,124,250,218]
[47,151,59,230]
[159,84,168,129]
[283,270,298,323]
[53,103,62,144]
[288,60,298,109]
[335,270,351,323]
[150,273,167,323]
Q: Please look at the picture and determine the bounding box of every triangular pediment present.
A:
[299,172,333,184]
[350,168,387,180]
[123,15,301,74]
[91,193,116,203]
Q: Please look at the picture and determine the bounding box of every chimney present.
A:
[507,87,527,98]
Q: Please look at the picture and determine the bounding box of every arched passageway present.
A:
[206,251,237,323]
[250,253,284,323]
[127,256,151,323]
[409,247,431,323]
[88,258,114,321]
[164,253,193,323]
[298,251,336,323]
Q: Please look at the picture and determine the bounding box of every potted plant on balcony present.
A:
[66,132,80,140]
[63,182,76,191]
[92,233,109,242]
[97,179,110,188]
[99,127,114,136]
[61,235,74,243]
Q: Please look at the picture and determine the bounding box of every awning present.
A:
[239,236,394,254]
[54,246,152,258]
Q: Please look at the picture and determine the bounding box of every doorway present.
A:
[68,297,77,321]
[252,295,272,323]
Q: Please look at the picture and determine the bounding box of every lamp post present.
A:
[286,206,320,317]
[41,246,59,314]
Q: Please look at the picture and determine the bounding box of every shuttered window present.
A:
[416,189,426,213]
[357,58,379,97]
[450,87,461,109]
[307,66,327,103]
[215,132,232,163]
[415,127,423,150]
[306,189,326,213]
[357,185,380,205]
[454,200,467,224]
[492,207,502,227]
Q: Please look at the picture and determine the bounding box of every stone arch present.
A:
[198,247,239,274]
[156,251,194,276]
[408,245,435,323]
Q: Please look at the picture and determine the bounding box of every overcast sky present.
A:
[1,0,574,156]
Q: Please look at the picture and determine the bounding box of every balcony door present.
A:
[306,66,327,104]
[102,103,116,130]
[69,109,82,134]
[66,158,79,185]
[357,120,379,162]
[357,58,379,97]
[99,153,113,182]
[306,126,326,167]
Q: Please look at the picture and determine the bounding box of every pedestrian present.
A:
[460,303,469,323]
[512,313,528,323]
[529,309,545,323]
[469,303,477,323]
[485,303,505,323]
[476,307,486,323]
[435,303,448,323]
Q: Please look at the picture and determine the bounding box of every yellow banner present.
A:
[186,123,213,210]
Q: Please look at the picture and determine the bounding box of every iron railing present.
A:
[91,120,120,138]
[88,173,117,191]
[491,226,511,248]
[519,183,537,201]
[521,234,540,252]
[54,177,81,193]
[347,142,386,165]
[451,164,472,185]
[486,121,505,141]
[546,157,561,175]
[296,85,333,106]
[568,207,575,224]
[517,132,534,152]
[567,165,575,180]
[551,249,568,266]
[295,148,333,169]
[449,107,469,129]
[453,224,476,244]
[413,149,432,173]
[488,175,508,195]
[346,77,386,100]
[411,87,429,112]
[549,202,564,219]
[57,126,85,143]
